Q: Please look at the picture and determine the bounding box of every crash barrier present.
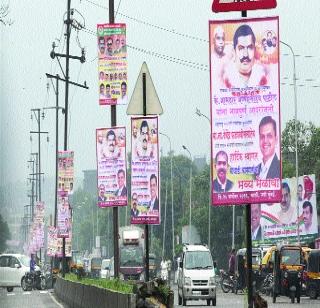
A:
[54,277,136,308]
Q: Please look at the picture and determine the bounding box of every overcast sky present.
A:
[1,0,320,189]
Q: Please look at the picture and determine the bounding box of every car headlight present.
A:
[184,277,191,286]
[209,276,215,286]
[284,271,288,278]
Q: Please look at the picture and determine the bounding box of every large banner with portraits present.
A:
[209,17,281,206]
[57,191,71,238]
[131,117,160,225]
[252,174,318,245]
[46,226,72,257]
[58,151,74,195]
[97,23,128,106]
[96,127,127,207]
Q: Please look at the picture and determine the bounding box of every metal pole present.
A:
[37,110,42,202]
[232,205,235,248]
[280,40,299,243]
[162,181,168,259]
[54,76,59,227]
[246,204,253,308]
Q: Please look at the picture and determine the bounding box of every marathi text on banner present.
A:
[58,150,74,195]
[209,17,281,205]
[57,191,71,238]
[251,174,318,245]
[97,23,128,106]
[96,127,127,207]
[131,117,160,225]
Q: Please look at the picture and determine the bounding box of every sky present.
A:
[1,0,320,191]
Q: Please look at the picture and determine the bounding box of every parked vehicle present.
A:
[219,269,235,293]
[177,244,216,306]
[89,257,102,278]
[272,244,304,304]
[119,226,145,281]
[306,249,320,299]
[21,270,46,291]
[0,253,39,292]
[100,259,111,279]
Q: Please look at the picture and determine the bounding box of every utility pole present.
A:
[49,0,88,277]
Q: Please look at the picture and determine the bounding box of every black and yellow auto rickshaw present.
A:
[233,248,263,294]
[272,244,304,304]
[306,249,320,299]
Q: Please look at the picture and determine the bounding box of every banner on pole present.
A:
[252,174,319,245]
[58,151,74,195]
[212,0,277,13]
[57,191,71,238]
[131,116,160,225]
[209,17,281,205]
[97,23,128,106]
[96,127,127,207]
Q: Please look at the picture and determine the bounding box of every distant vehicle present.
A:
[149,253,157,279]
[0,253,40,292]
[119,226,145,281]
[89,257,102,278]
[100,259,111,279]
[177,244,216,306]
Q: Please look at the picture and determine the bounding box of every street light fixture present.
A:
[182,145,192,244]
[280,40,299,243]
[160,132,175,263]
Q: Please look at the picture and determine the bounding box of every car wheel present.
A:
[21,277,28,291]
[212,297,217,306]
[6,287,13,292]
[309,285,318,299]
[40,277,46,290]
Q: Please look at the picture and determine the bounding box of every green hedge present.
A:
[64,273,134,294]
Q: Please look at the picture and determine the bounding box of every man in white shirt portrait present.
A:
[301,201,314,234]
[251,203,263,241]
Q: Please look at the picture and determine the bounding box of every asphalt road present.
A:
[172,284,320,307]
[0,287,67,308]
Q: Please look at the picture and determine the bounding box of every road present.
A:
[172,284,320,307]
[0,287,67,308]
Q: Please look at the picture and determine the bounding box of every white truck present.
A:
[177,244,216,306]
[119,226,145,281]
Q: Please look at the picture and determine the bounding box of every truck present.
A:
[119,226,145,281]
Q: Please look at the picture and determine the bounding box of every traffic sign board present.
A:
[127,62,163,115]
[212,0,277,13]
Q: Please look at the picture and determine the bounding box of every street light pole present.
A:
[160,132,174,263]
[280,41,299,243]
[182,145,192,244]
[195,108,212,250]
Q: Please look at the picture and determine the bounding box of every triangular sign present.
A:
[126,62,163,115]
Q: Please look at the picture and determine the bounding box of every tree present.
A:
[0,214,10,253]
[0,4,12,26]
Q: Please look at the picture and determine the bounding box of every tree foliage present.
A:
[0,214,11,253]
[0,4,12,26]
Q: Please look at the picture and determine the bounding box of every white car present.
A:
[177,244,216,306]
[0,253,39,292]
[100,259,111,279]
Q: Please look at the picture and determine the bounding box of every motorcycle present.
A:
[21,270,46,291]
[220,269,235,293]
[259,273,273,296]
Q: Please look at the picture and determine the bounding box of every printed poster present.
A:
[209,17,281,206]
[97,23,128,105]
[131,117,160,225]
[28,201,45,254]
[252,174,318,245]
[58,151,74,195]
[96,127,127,207]
[57,191,71,238]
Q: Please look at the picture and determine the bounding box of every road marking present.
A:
[7,293,15,296]
[23,292,31,295]
[49,292,65,308]
[40,290,48,294]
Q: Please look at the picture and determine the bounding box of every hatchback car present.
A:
[0,253,39,292]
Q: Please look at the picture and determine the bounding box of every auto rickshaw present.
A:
[272,244,304,304]
[306,249,320,299]
[233,248,263,294]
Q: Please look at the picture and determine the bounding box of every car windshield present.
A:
[185,251,213,270]
[281,249,301,265]
[91,258,102,267]
[19,255,30,267]
[120,246,143,267]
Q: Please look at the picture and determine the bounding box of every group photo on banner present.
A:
[251,174,319,245]
[131,116,160,225]
[58,150,74,195]
[97,23,128,106]
[96,127,127,207]
[209,17,281,205]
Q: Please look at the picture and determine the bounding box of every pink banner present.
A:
[58,151,74,195]
[209,17,281,205]
[96,127,127,207]
[57,191,71,238]
[131,117,160,225]
[97,23,127,106]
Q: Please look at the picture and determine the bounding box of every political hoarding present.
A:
[252,174,319,245]
[131,116,160,225]
[212,0,277,13]
[209,17,281,206]
[58,150,74,195]
[97,23,127,106]
[47,226,72,257]
[96,127,127,207]
[57,191,71,238]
